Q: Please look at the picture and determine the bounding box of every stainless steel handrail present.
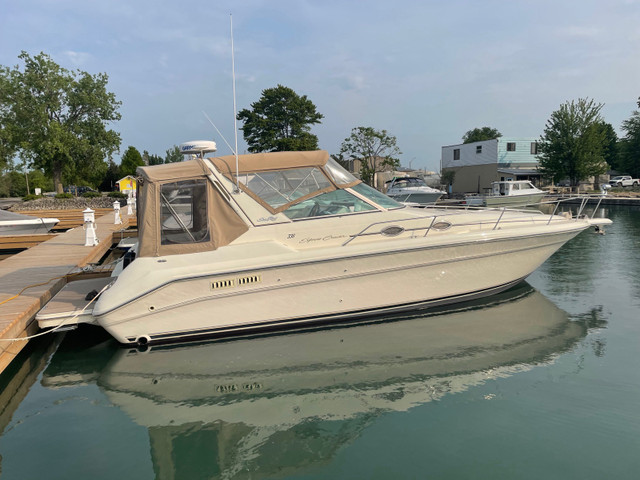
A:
[342,194,606,247]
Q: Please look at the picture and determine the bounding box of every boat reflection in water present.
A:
[43,283,590,479]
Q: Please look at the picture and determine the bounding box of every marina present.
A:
[0,204,637,479]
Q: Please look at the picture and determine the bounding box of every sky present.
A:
[1,0,639,172]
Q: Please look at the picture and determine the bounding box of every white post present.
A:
[83,208,98,246]
[127,191,133,216]
[113,200,122,225]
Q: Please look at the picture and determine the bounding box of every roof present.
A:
[116,175,137,183]
[497,168,541,176]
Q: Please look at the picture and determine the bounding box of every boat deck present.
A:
[0,211,136,375]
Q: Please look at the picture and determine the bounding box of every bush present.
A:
[22,194,42,201]
[55,193,74,199]
[108,191,127,199]
[82,191,101,198]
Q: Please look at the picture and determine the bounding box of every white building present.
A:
[441,138,541,194]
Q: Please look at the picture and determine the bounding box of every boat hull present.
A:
[95,226,585,345]
[0,217,58,235]
[465,192,546,207]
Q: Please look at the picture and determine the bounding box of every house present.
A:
[441,138,542,194]
[344,156,396,190]
[116,175,137,194]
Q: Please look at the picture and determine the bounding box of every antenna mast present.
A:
[230,14,240,193]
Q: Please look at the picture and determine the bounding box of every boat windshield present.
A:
[237,167,333,209]
[351,183,403,209]
[284,189,376,219]
[392,178,426,188]
[323,158,359,185]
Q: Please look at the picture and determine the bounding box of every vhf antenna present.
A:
[230,14,240,193]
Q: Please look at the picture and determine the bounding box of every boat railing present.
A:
[342,194,606,247]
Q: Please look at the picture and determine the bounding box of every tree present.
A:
[0,66,16,170]
[462,127,502,144]
[143,150,164,166]
[592,121,619,171]
[0,52,121,192]
[537,98,608,188]
[164,145,182,163]
[237,84,323,152]
[338,127,401,186]
[619,97,640,177]
[120,146,144,176]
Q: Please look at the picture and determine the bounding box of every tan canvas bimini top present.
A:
[210,150,329,176]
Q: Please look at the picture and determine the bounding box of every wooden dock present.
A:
[18,208,131,230]
[0,210,136,375]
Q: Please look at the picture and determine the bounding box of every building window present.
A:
[507,142,516,152]
[476,145,482,154]
[530,142,538,154]
[453,149,460,160]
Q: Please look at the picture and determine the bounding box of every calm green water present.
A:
[1,206,639,480]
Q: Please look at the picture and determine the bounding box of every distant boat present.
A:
[465,180,545,207]
[0,210,59,235]
[385,176,445,204]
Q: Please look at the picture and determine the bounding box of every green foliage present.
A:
[120,146,144,176]
[462,127,502,144]
[108,191,126,199]
[55,192,74,199]
[339,127,401,186]
[98,159,121,192]
[592,122,619,171]
[619,97,640,177]
[144,149,164,165]
[0,167,53,197]
[22,194,41,201]
[537,98,608,186]
[441,170,456,186]
[82,191,101,198]
[164,145,182,163]
[237,85,323,152]
[0,51,121,192]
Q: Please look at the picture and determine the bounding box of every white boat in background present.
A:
[37,148,610,346]
[465,180,546,207]
[385,176,445,204]
[0,210,59,235]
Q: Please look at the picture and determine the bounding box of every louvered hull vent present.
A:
[211,279,235,290]
[238,275,261,286]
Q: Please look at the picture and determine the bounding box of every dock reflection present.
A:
[42,283,590,479]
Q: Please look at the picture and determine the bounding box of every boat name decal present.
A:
[299,234,347,244]
[216,382,263,393]
[257,216,278,223]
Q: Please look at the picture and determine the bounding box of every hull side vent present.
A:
[238,275,261,286]
[211,279,235,290]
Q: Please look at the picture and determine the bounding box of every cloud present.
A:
[62,50,92,66]
[556,25,602,39]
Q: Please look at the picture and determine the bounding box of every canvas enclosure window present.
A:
[160,179,210,245]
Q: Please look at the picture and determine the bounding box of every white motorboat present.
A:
[385,176,445,204]
[0,209,59,235]
[38,149,610,345]
[464,180,546,207]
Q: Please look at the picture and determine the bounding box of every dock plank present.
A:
[0,210,136,375]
